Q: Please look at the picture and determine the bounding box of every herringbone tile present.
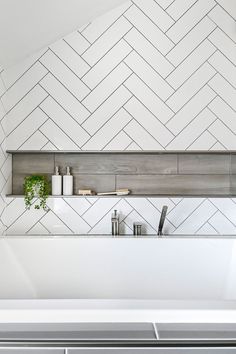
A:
[0,0,235,152]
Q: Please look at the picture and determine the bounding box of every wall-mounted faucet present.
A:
[111,210,119,236]
[157,205,168,236]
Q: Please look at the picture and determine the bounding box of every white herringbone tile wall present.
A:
[1,0,236,151]
[0,0,236,235]
[3,196,236,235]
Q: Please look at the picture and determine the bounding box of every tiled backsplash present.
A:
[3,196,236,235]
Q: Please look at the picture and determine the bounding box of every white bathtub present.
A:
[1,236,236,323]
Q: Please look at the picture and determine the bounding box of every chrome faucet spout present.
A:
[158,205,168,236]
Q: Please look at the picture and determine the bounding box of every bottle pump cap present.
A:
[66,166,71,175]
[55,166,60,175]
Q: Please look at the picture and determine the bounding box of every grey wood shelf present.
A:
[6,150,236,154]
[6,194,236,198]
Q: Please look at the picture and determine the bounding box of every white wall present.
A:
[0,0,236,235]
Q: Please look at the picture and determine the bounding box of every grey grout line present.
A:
[172,197,207,232]
[0,48,49,94]
[164,50,218,103]
[38,84,92,137]
[6,93,49,138]
[207,105,236,142]
[48,48,92,92]
[63,198,92,228]
[101,116,133,151]
[195,209,219,235]
[208,198,236,229]
[80,48,133,103]
[164,86,218,148]
[208,64,236,90]
[207,84,236,114]
[17,115,50,150]
[207,14,236,45]
[165,19,217,62]
[123,128,143,151]
[80,75,133,144]
[2,70,49,116]
[123,82,175,135]
[214,1,236,23]
[131,3,175,45]
[122,38,175,91]
[81,3,133,57]
[80,35,133,81]
[207,43,236,69]
[62,38,92,67]
[123,107,166,149]
[38,107,82,150]
[38,61,92,115]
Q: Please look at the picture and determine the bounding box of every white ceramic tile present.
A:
[82,1,132,43]
[82,108,132,150]
[209,96,236,134]
[166,85,216,135]
[148,197,176,213]
[166,63,216,112]
[41,141,57,150]
[82,198,119,227]
[39,119,78,150]
[40,51,90,101]
[1,62,48,112]
[125,142,142,150]
[64,31,90,55]
[104,131,132,150]
[187,130,216,151]
[47,198,91,234]
[154,0,174,10]
[124,120,163,150]
[124,74,173,124]
[1,198,26,227]
[166,39,216,89]
[168,198,205,227]
[166,0,198,21]
[64,197,91,216]
[28,222,49,235]
[50,39,90,77]
[166,0,216,43]
[40,96,89,147]
[20,131,48,150]
[82,17,132,66]
[209,198,236,226]
[82,39,132,89]
[125,51,174,100]
[173,200,217,234]
[125,97,174,146]
[3,85,48,135]
[82,85,131,135]
[122,209,156,234]
[6,202,46,234]
[40,210,72,234]
[196,222,218,235]
[82,63,131,112]
[7,108,48,150]
[208,74,236,111]
[208,5,236,42]
[125,28,174,77]
[133,0,174,31]
[208,211,236,234]
[124,5,174,55]
[208,120,236,150]
[209,28,236,65]
[166,17,216,66]
[208,51,236,88]
[216,0,236,22]
[1,48,47,89]
[40,73,90,124]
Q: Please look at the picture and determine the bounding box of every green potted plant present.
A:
[23,175,50,210]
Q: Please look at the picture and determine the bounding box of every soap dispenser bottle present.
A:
[63,166,73,196]
[52,166,62,196]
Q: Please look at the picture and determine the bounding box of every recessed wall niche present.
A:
[8,151,236,196]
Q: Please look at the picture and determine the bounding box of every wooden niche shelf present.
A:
[6,151,236,197]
